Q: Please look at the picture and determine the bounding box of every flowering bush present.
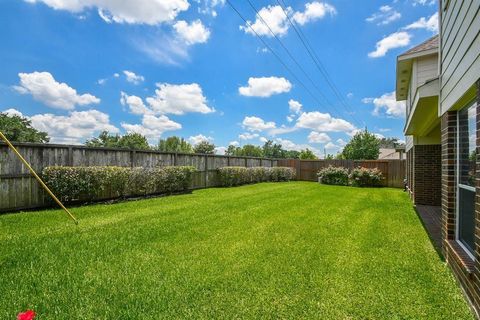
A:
[317,166,350,186]
[217,167,295,187]
[42,166,196,202]
[349,167,384,187]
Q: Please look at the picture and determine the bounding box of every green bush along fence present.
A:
[0,142,278,212]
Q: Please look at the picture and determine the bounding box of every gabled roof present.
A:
[396,35,439,101]
[399,35,439,57]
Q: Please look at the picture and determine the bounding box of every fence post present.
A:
[173,153,177,166]
[244,157,248,168]
[296,160,301,180]
[67,146,73,166]
[204,154,208,188]
[227,156,230,167]
[130,150,136,168]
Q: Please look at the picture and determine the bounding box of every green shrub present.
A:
[42,166,196,202]
[349,167,383,187]
[317,166,349,186]
[217,167,295,187]
[269,167,296,182]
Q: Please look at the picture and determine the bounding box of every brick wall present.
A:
[440,81,480,316]
[413,144,441,206]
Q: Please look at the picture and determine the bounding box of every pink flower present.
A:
[17,310,36,320]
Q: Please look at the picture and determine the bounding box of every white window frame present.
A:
[456,100,477,261]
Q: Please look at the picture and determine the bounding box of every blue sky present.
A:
[0,0,438,155]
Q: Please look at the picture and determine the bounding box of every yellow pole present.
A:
[0,131,78,224]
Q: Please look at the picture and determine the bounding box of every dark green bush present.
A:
[349,167,384,187]
[42,166,196,202]
[317,166,350,186]
[217,167,295,187]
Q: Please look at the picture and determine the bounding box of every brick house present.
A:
[396,0,480,315]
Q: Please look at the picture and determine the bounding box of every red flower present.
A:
[17,310,36,320]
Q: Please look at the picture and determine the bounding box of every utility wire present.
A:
[276,0,362,127]
[245,0,341,119]
[225,0,339,119]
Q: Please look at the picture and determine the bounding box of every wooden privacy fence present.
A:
[277,159,406,188]
[0,142,277,212]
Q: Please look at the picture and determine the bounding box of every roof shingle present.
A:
[399,35,439,56]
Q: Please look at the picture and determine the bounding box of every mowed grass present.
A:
[0,182,474,319]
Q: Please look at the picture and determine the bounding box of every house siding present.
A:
[440,0,480,114]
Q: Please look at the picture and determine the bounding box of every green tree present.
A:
[299,148,317,160]
[284,150,300,159]
[225,145,240,156]
[243,144,264,157]
[85,131,120,148]
[0,112,49,143]
[157,136,193,153]
[325,154,335,160]
[342,129,380,160]
[262,140,284,158]
[378,137,400,149]
[85,131,150,150]
[118,133,150,150]
[193,141,216,154]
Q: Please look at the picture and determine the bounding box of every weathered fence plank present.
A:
[0,142,280,212]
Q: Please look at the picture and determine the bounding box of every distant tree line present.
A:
[0,112,404,160]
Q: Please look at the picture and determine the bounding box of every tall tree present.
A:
[85,131,120,148]
[85,131,150,150]
[299,148,317,159]
[262,140,284,158]
[342,129,380,160]
[193,141,216,154]
[0,112,49,143]
[157,136,193,153]
[117,133,150,150]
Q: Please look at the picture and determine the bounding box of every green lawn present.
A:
[0,182,474,319]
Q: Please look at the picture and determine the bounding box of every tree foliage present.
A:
[0,112,49,143]
[193,141,216,154]
[85,131,150,150]
[299,148,317,160]
[157,136,193,153]
[342,130,380,160]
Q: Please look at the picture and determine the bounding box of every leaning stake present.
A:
[0,131,78,224]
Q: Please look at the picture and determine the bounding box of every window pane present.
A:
[458,106,476,187]
[458,186,475,253]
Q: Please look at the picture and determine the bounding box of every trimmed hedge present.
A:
[317,166,384,187]
[217,167,296,187]
[350,167,383,187]
[42,166,196,202]
[317,166,349,186]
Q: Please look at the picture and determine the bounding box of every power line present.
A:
[245,0,341,119]
[276,0,362,126]
[225,0,340,120]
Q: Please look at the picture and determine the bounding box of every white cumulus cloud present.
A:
[123,70,144,84]
[173,20,211,45]
[188,134,213,145]
[14,71,100,110]
[368,31,411,58]
[239,76,291,97]
[146,83,214,115]
[308,131,331,143]
[120,92,151,115]
[366,5,401,25]
[242,116,276,132]
[296,111,356,133]
[240,2,335,37]
[288,99,302,114]
[239,132,260,140]
[362,91,406,118]
[121,114,181,142]
[24,0,190,25]
[404,12,438,33]
[30,109,118,144]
